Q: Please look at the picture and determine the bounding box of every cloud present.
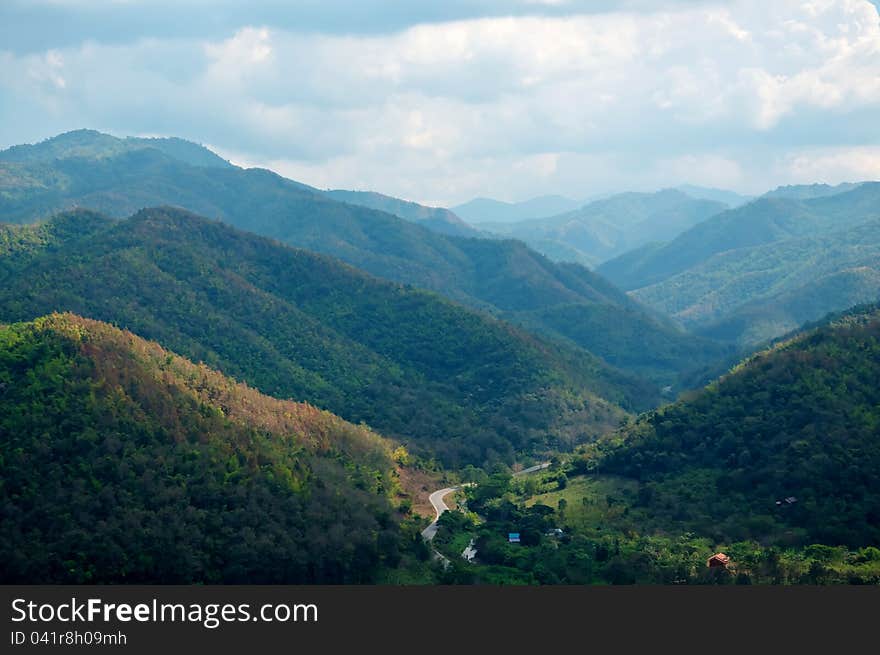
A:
[0,0,878,203]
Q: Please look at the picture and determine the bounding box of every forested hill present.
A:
[0,130,727,386]
[0,207,648,466]
[0,312,405,583]
[599,305,880,547]
[599,183,880,292]
[0,128,232,169]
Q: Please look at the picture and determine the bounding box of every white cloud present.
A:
[780,146,880,184]
[1,0,878,203]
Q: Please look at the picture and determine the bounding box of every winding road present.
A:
[420,486,461,541]
[420,462,551,542]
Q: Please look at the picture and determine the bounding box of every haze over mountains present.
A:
[478,189,728,268]
[599,183,880,345]
[452,195,584,223]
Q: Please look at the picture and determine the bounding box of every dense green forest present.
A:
[425,305,880,584]
[431,467,880,585]
[0,313,424,583]
[0,207,651,467]
[598,184,880,346]
[596,305,880,547]
[632,219,880,346]
[0,130,728,387]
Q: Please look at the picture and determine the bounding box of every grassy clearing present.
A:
[524,475,640,534]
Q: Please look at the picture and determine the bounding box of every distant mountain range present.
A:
[0,130,727,388]
[674,184,753,207]
[762,182,865,201]
[452,195,583,223]
[477,189,728,267]
[599,183,880,345]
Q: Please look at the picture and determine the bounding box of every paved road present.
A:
[420,486,460,541]
[420,462,550,542]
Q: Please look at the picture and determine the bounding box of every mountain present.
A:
[598,183,880,291]
[323,189,479,237]
[0,130,726,387]
[598,183,880,345]
[600,304,880,547]
[0,128,232,169]
[479,189,727,267]
[632,218,880,345]
[0,207,652,467]
[763,182,864,201]
[676,184,753,207]
[452,195,582,223]
[0,312,407,583]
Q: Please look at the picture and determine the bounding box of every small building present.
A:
[508,532,521,543]
[707,553,730,568]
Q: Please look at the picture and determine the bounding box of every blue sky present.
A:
[1,0,879,205]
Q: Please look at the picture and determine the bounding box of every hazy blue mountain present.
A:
[676,184,752,207]
[763,182,865,200]
[598,183,880,291]
[452,194,582,223]
[594,183,880,346]
[324,189,479,237]
[478,189,727,267]
[0,128,232,169]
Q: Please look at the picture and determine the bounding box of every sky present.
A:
[1,0,879,206]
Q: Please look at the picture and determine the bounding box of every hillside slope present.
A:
[598,183,880,291]
[600,305,880,547]
[633,218,880,345]
[0,130,724,386]
[0,207,647,466]
[0,312,404,583]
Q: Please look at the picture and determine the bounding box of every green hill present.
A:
[482,189,727,268]
[599,305,880,547]
[0,130,725,387]
[599,183,880,291]
[627,217,880,346]
[0,312,406,583]
[0,207,649,466]
[0,128,232,169]
[597,184,880,345]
